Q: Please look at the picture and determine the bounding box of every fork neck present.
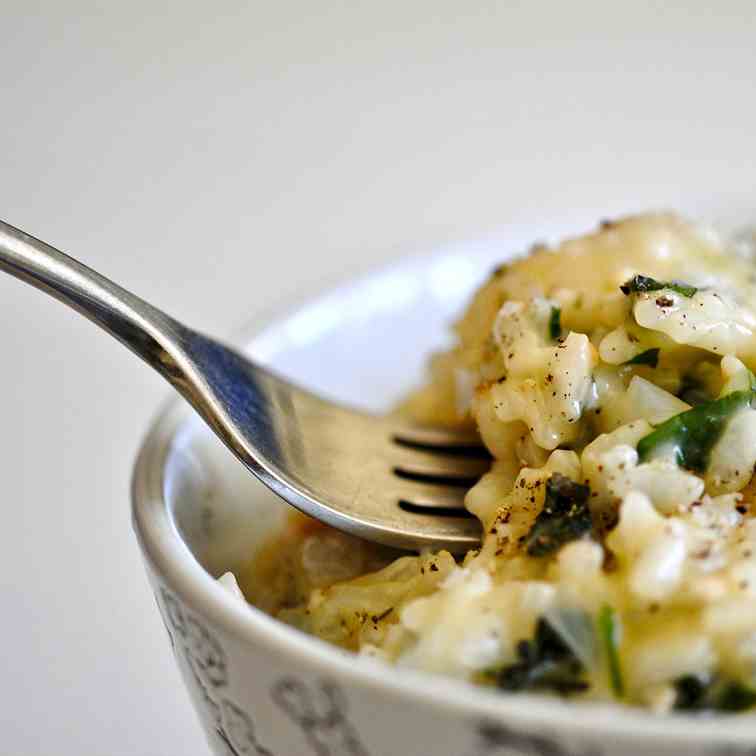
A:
[0,219,184,377]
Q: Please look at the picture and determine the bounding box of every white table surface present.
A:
[2,2,755,754]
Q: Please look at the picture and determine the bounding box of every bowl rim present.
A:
[131,238,756,746]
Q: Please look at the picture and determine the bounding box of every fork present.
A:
[0,220,488,551]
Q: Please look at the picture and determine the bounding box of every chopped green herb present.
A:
[548,306,562,341]
[637,389,754,472]
[524,474,592,557]
[620,274,698,298]
[678,374,712,406]
[624,348,660,368]
[492,618,588,696]
[674,675,756,713]
[598,606,624,698]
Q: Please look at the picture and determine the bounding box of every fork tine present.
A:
[390,422,488,452]
[391,445,491,480]
[390,479,469,510]
[348,478,482,549]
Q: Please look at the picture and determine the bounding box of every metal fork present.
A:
[0,220,487,551]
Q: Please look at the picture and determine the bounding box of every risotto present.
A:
[236,213,756,714]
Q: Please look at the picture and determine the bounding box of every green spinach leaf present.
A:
[549,306,562,341]
[624,348,660,368]
[674,675,756,713]
[637,390,753,472]
[620,274,697,298]
[524,474,592,557]
[493,617,589,696]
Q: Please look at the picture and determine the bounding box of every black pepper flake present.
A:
[373,607,393,623]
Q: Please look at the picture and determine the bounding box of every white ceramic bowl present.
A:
[132,228,756,756]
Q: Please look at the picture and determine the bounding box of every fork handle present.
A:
[0,219,182,376]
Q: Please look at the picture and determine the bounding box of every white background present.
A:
[2,2,755,754]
